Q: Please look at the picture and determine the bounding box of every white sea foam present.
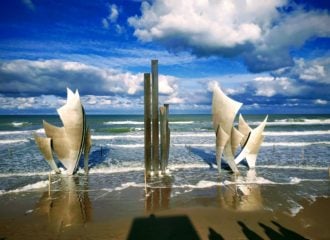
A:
[290,177,301,184]
[172,176,275,190]
[0,180,49,195]
[0,130,30,135]
[104,121,143,125]
[11,122,30,127]
[264,130,330,136]
[88,166,144,174]
[91,130,330,141]
[103,121,195,125]
[224,176,275,185]
[35,128,45,134]
[262,141,330,147]
[172,132,214,137]
[0,128,44,136]
[106,143,144,148]
[0,139,29,144]
[168,163,210,170]
[287,200,304,216]
[92,135,143,140]
[182,142,330,148]
[101,182,145,193]
[176,143,215,147]
[170,121,195,124]
[266,119,330,126]
[289,205,304,217]
[257,165,328,171]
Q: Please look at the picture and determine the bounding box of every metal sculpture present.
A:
[34,88,91,175]
[212,85,267,173]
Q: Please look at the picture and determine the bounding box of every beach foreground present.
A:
[0,176,329,240]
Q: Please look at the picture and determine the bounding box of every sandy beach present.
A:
[0,176,329,240]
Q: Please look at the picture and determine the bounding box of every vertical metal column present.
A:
[160,106,166,174]
[151,60,159,174]
[164,104,170,170]
[144,73,152,175]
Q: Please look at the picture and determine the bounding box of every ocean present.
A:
[0,114,329,215]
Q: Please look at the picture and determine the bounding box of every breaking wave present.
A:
[103,121,195,125]
[262,119,330,126]
[0,180,49,195]
[0,139,29,144]
[11,121,31,127]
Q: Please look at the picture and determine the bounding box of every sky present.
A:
[0,0,329,114]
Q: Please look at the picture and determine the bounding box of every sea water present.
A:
[0,114,329,213]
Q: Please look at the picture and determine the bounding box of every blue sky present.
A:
[0,0,329,114]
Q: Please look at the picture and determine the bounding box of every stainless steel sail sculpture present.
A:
[34,88,91,175]
[212,85,242,173]
[212,85,267,173]
[235,114,268,168]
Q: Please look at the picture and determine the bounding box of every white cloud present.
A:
[0,59,145,96]
[0,59,185,111]
[128,0,283,46]
[159,75,178,94]
[164,95,184,104]
[129,0,330,72]
[102,4,120,29]
[207,81,220,92]
[109,4,119,22]
[0,94,62,110]
[251,76,307,97]
[314,99,328,105]
[246,10,330,72]
[272,57,330,84]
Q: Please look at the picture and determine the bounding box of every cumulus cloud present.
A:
[0,59,185,112]
[0,59,185,97]
[128,0,330,72]
[245,9,330,72]
[273,57,330,84]
[159,75,178,94]
[0,59,145,96]
[251,76,307,97]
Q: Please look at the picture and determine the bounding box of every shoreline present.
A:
[0,182,329,240]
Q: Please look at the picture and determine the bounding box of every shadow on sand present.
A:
[127,214,201,240]
[237,221,308,240]
[208,227,224,240]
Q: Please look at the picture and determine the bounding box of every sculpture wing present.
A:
[231,126,243,155]
[33,133,60,173]
[212,85,242,135]
[235,116,268,168]
[215,125,229,173]
[238,114,252,147]
[212,85,242,173]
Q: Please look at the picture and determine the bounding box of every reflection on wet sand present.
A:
[145,176,172,212]
[218,169,263,211]
[35,175,92,232]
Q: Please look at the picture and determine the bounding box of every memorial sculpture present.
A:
[34,88,91,175]
[212,85,267,173]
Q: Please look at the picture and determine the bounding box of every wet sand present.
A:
[0,182,329,240]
